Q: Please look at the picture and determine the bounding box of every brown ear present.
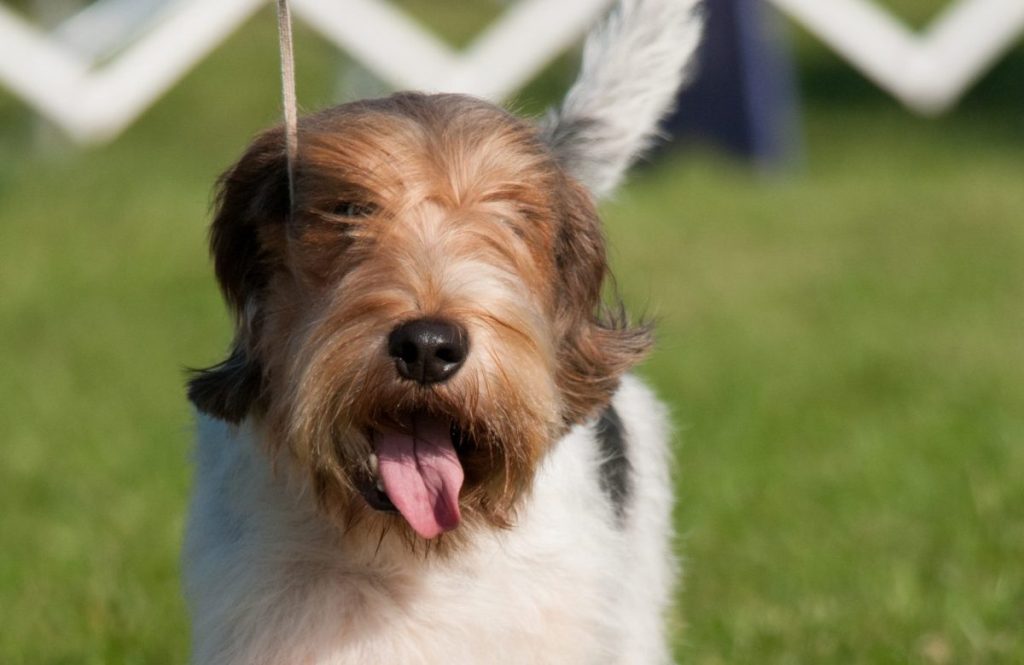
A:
[187,344,265,424]
[554,178,653,425]
[187,127,290,422]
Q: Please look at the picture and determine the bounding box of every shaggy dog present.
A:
[183,1,702,662]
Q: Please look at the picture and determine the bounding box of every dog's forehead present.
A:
[297,93,559,206]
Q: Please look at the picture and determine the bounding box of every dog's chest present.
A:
[186,418,623,665]
[314,455,620,663]
[308,543,613,665]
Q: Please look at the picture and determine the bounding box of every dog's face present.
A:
[189,93,650,540]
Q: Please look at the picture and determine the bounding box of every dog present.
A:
[183,1,702,662]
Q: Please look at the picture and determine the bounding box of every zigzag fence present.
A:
[0,0,1021,145]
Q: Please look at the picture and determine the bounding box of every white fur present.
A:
[541,0,704,198]
[184,375,675,664]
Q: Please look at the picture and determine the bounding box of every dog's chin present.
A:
[353,409,489,540]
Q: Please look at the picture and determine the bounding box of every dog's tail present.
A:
[540,0,704,199]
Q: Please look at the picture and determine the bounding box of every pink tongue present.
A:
[373,414,464,539]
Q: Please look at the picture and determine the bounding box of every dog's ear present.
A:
[188,127,290,423]
[540,0,703,199]
[187,344,265,424]
[553,178,652,425]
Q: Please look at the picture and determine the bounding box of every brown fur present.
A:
[189,92,651,541]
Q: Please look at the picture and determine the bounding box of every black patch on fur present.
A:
[187,345,263,423]
[595,404,632,523]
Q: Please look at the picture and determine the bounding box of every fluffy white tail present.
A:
[541,0,704,198]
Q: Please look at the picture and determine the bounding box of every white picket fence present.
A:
[0,0,1021,145]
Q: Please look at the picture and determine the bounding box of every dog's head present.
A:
[188,0,702,541]
[188,93,649,539]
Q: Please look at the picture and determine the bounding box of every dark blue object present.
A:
[663,0,801,168]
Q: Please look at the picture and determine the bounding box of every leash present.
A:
[276,0,299,214]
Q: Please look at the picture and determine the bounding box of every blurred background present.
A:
[0,0,1021,662]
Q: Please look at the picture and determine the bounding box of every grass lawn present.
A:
[1,5,1022,663]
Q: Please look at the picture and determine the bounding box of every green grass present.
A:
[1,6,1022,664]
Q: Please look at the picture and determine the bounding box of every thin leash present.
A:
[276,0,299,215]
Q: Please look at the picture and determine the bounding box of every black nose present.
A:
[387,319,469,385]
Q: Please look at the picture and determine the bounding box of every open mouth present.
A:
[358,411,472,539]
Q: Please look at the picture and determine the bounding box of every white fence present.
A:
[0,0,1022,145]
[776,0,1024,114]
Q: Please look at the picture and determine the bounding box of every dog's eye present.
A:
[332,201,377,218]
[500,215,527,239]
